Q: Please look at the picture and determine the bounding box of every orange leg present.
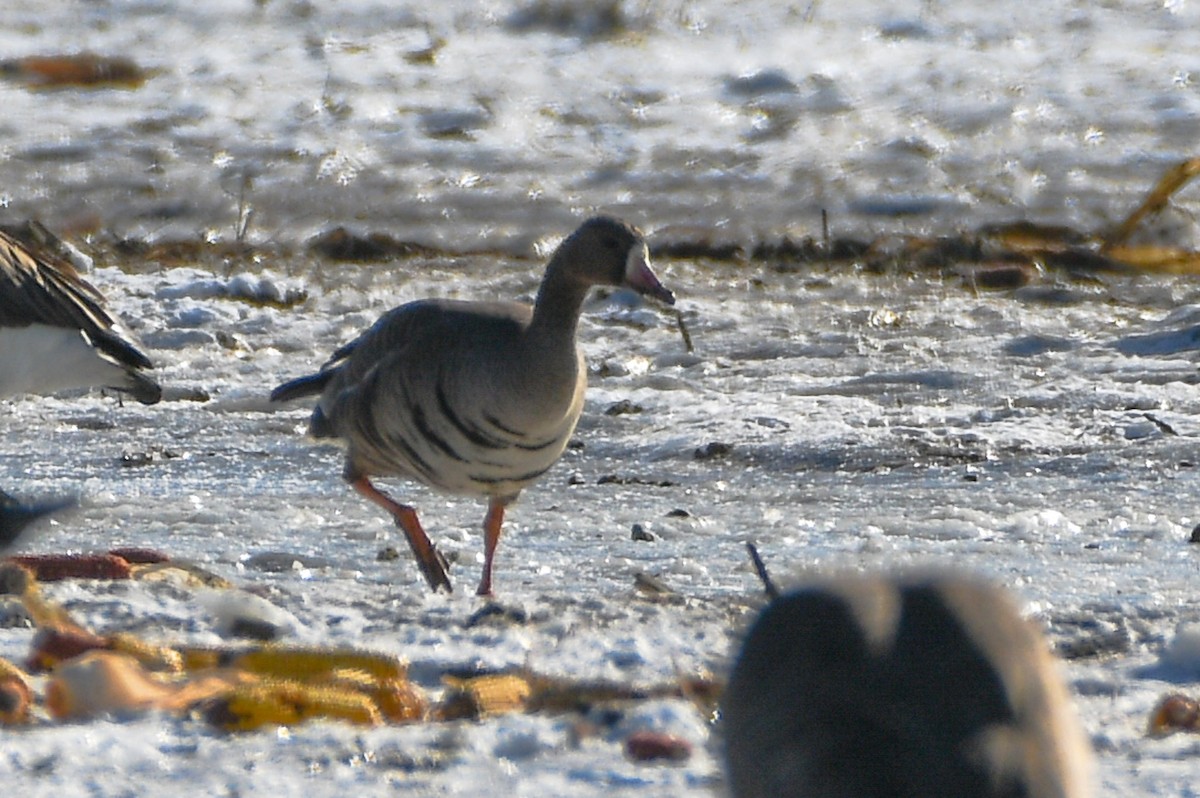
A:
[477,498,506,597]
[351,476,452,593]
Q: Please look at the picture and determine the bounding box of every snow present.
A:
[3,0,1200,794]
[2,257,1200,794]
[1162,622,1200,677]
[4,1,1200,246]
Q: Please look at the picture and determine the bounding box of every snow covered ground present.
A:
[3,255,1200,795]
[3,1,1200,794]
[4,0,1200,246]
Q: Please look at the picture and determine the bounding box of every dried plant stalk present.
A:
[1105,157,1200,250]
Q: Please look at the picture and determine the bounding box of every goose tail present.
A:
[270,371,333,403]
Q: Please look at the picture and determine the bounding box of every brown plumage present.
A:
[0,223,160,404]
[272,216,675,595]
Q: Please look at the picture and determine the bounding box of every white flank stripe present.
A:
[0,324,131,398]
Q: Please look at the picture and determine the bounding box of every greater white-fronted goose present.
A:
[721,572,1093,798]
[0,224,161,404]
[272,216,675,595]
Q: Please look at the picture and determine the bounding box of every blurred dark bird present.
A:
[272,216,674,595]
[722,572,1093,798]
[0,487,74,550]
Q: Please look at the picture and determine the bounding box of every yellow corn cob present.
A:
[175,645,408,683]
[438,673,531,720]
[109,632,184,673]
[176,646,224,672]
[326,669,426,722]
[231,646,407,683]
[202,680,383,732]
[203,686,301,731]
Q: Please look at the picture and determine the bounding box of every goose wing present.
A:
[0,227,152,370]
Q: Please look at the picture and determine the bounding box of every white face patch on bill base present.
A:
[623,243,676,305]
